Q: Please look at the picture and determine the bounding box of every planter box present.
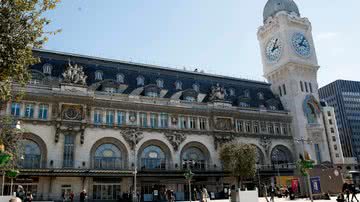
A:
[231,188,258,202]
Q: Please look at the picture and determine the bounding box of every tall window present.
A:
[117,111,125,126]
[329,119,333,125]
[116,73,124,83]
[95,71,103,81]
[282,84,287,95]
[192,84,200,92]
[179,116,187,129]
[63,135,75,168]
[160,113,168,128]
[268,123,274,134]
[245,122,251,133]
[229,88,235,96]
[309,83,313,93]
[24,104,34,118]
[314,144,322,163]
[189,117,197,129]
[279,86,282,96]
[140,112,148,128]
[282,125,288,135]
[305,82,309,92]
[199,118,207,130]
[175,81,182,90]
[156,79,164,88]
[300,81,304,92]
[94,110,102,124]
[106,110,114,126]
[43,64,53,75]
[236,120,244,132]
[136,76,144,86]
[38,104,48,120]
[150,113,158,128]
[253,122,259,133]
[11,103,21,117]
[330,128,335,133]
[275,124,281,134]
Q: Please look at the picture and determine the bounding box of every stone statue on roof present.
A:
[209,83,225,101]
[62,61,87,85]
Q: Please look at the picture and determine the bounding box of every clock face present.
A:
[292,33,311,57]
[265,37,282,62]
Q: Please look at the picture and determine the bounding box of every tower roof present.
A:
[263,0,300,22]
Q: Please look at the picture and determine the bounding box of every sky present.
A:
[43,0,360,87]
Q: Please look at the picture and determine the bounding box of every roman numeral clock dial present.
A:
[265,37,283,63]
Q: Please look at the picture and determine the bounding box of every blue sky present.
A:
[43,0,360,87]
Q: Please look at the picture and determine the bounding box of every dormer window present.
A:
[105,87,116,94]
[229,88,235,96]
[244,90,250,98]
[146,91,158,98]
[185,96,196,102]
[43,63,53,75]
[116,73,124,83]
[156,79,164,88]
[137,76,144,86]
[95,71,103,81]
[239,102,250,108]
[258,92,264,100]
[269,105,277,110]
[175,81,182,90]
[192,84,200,92]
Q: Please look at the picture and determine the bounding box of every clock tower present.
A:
[258,0,331,163]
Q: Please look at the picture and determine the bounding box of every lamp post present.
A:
[184,161,195,202]
[133,130,138,202]
[295,137,314,202]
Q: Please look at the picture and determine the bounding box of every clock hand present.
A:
[271,39,279,52]
[299,37,306,47]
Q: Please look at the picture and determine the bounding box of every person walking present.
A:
[343,181,351,202]
[80,190,87,202]
[269,185,275,202]
[350,183,359,202]
[69,191,74,202]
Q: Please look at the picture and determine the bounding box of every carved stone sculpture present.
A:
[214,118,233,131]
[120,128,144,150]
[164,131,186,151]
[209,83,225,101]
[213,134,235,150]
[260,136,272,155]
[62,61,87,85]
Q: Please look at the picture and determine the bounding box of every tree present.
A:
[0,0,60,102]
[219,143,257,189]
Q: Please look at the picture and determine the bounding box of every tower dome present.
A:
[263,0,300,22]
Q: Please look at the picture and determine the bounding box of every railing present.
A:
[93,157,123,170]
[140,158,166,170]
[256,163,296,171]
[19,156,41,169]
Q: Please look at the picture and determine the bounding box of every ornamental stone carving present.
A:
[260,136,272,155]
[213,134,235,150]
[120,128,143,150]
[209,83,225,101]
[214,118,233,131]
[62,105,83,121]
[62,62,87,85]
[54,122,86,144]
[164,131,186,151]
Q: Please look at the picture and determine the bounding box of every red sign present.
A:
[291,179,299,193]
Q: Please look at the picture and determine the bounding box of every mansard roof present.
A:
[31,49,284,110]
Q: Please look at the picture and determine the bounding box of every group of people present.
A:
[192,187,210,202]
[61,190,87,202]
[337,181,359,202]
[15,186,33,202]
[263,184,296,202]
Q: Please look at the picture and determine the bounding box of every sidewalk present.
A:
[180,197,339,202]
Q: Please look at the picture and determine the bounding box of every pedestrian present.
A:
[343,181,351,202]
[80,190,86,202]
[26,192,33,202]
[193,188,198,201]
[69,191,74,202]
[16,186,25,201]
[350,183,359,202]
[338,193,346,202]
[62,191,66,202]
[201,187,209,202]
[269,185,275,202]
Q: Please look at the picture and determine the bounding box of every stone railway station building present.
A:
[0,0,345,201]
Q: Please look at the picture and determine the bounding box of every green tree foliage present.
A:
[0,0,60,102]
[220,143,257,188]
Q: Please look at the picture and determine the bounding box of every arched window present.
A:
[258,92,264,100]
[244,90,250,98]
[94,144,122,169]
[116,73,125,83]
[175,81,182,90]
[156,79,164,88]
[192,84,200,92]
[184,96,196,102]
[42,63,53,75]
[271,146,293,165]
[181,147,206,171]
[137,76,145,86]
[140,145,165,170]
[20,140,41,168]
[95,71,103,81]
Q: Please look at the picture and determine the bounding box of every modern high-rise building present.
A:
[319,80,360,164]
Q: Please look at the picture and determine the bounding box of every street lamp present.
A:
[295,137,314,202]
[184,162,195,202]
[133,130,138,202]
